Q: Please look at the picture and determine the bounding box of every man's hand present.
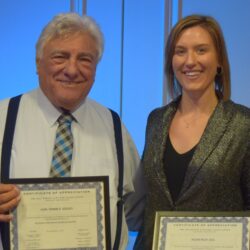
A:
[0,184,20,222]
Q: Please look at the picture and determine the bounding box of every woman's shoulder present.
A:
[222,100,250,119]
[147,99,178,121]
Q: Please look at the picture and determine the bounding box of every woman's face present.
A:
[172,25,219,97]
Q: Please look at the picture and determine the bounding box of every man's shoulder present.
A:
[0,89,39,119]
[85,98,110,111]
[0,97,10,109]
[85,98,116,119]
[0,89,38,105]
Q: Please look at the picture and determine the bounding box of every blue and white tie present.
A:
[50,113,74,177]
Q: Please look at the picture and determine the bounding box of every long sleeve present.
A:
[241,135,250,209]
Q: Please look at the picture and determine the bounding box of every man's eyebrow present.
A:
[78,52,96,57]
[50,50,69,55]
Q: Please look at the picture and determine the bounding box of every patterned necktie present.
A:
[50,113,74,177]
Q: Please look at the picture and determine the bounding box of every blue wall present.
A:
[0,0,165,155]
[1,1,249,249]
[182,0,250,108]
[0,1,165,249]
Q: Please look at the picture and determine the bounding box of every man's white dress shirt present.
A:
[0,88,143,249]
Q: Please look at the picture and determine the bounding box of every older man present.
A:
[0,13,144,249]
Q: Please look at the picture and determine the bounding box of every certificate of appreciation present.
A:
[153,211,250,250]
[6,176,111,250]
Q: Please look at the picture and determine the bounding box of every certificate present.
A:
[153,211,250,250]
[6,176,111,250]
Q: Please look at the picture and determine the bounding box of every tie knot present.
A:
[58,113,74,125]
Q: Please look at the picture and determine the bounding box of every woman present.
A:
[136,15,250,249]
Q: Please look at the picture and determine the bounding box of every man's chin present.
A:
[57,97,85,111]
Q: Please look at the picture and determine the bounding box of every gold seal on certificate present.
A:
[6,176,111,250]
[153,211,250,250]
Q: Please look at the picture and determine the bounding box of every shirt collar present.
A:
[71,98,87,128]
[37,87,87,128]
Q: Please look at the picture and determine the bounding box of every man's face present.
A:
[37,32,98,111]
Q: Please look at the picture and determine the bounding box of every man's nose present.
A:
[64,59,79,78]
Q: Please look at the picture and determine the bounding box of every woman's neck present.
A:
[178,90,219,116]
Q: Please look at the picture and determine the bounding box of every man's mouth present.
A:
[57,80,83,85]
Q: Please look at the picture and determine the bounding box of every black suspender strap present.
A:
[109,109,124,250]
[0,94,22,250]
[1,95,22,182]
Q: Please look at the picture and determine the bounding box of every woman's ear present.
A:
[216,66,222,76]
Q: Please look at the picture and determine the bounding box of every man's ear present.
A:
[36,58,40,74]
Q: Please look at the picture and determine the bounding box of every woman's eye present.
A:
[175,49,185,55]
[197,47,207,54]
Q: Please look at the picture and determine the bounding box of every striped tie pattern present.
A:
[50,113,74,177]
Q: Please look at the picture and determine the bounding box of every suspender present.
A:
[0,96,124,250]
[1,95,22,182]
[0,94,22,250]
[109,109,124,250]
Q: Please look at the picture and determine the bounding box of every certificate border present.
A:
[153,211,250,250]
[6,176,111,250]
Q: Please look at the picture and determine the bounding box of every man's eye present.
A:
[51,55,66,63]
[79,57,93,63]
